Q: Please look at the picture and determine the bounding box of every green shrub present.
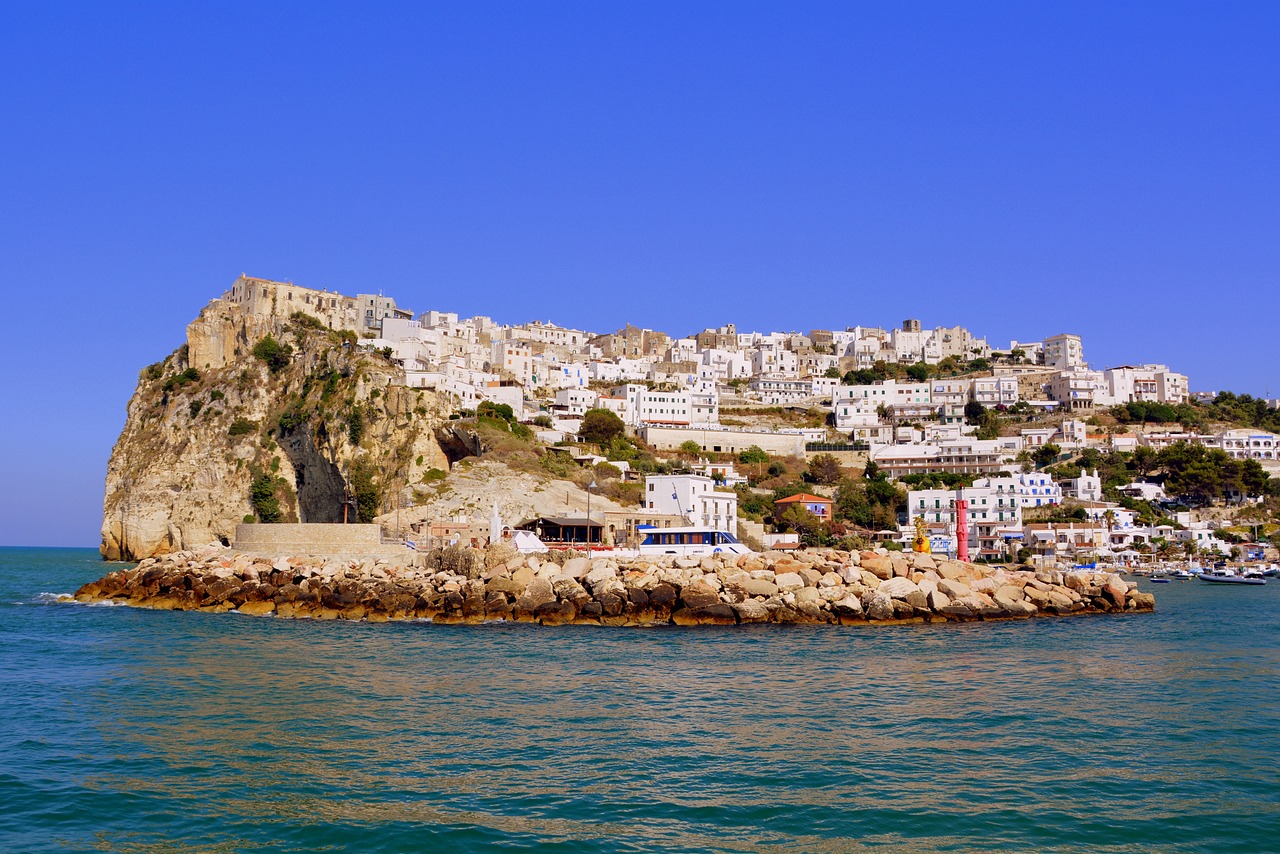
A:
[188,400,203,418]
[277,403,306,434]
[161,367,201,393]
[250,474,282,523]
[228,419,256,437]
[290,311,325,331]
[210,390,225,401]
[579,409,625,444]
[345,406,365,445]
[350,461,381,523]
[251,335,293,374]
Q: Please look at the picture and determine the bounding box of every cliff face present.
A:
[101,299,452,560]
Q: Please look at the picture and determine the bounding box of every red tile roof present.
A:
[775,493,834,505]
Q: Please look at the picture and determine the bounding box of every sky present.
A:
[1,1,1277,547]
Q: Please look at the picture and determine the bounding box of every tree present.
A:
[1132,445,1157,475]
[738,445,770,480]
[824,366,842,379]
[906,362,931,382]
[249,474,282,523]
[251,335,293,374]
[349,460,382,524]
[578,408,625,444]
[679,440,703,459]
[807,453,843,485]
[964,400,986,423]
[477,401,515,422]
[1032,443,1061,468]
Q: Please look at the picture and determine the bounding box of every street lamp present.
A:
[586,477,597,557]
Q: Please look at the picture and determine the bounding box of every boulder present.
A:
[237,601,275,616]
[832,594,864,618]
[937,578,972,599]
[690,603,737,625]
[866,594,894,621]
[561,557,591,579]
[861,555,893,580]
[732,599,770,623]
[994,585,1025,604]
[648,583,678,609]
[793,587,822,605]
[911,553,937,570]
[797,568,823,587]
[879,577,919,599]
[585,564,617,587]
[743,578,779,598]
[680,580,721,610]
[1104,575,1129,608]
[515,578,556,614]
[774,572,805,591]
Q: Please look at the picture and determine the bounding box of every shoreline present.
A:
[73,544,1155,626]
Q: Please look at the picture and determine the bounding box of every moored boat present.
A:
[1199,568,1266,586]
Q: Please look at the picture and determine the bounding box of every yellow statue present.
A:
[912,516,932,553]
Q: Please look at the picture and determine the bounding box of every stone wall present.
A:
[234,523,409,559]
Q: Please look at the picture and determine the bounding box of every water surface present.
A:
[2,547,1277,852]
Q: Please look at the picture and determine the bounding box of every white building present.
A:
[611,386,719,428]
[492,340,534,388]
[971,376,1020,407]
[1044,333,1085,370]
[834,380,934,420]
[553,388,600,417]
[1064,469,1104,502]
[644,474,739,533]
[1048,368,1106,410]
[1101,365,1189,406]
[971,473,1063,508]
[355,293,414,335]
[907,486,1023,558]
[870,438,1014,479]
[930,379,970,424]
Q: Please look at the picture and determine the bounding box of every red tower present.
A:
[955,490,969,562]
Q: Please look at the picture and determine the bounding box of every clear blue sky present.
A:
[2,1,1277,547]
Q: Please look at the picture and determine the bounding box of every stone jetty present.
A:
[74,544,1155,626]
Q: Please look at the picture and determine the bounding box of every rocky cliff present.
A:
[101,299,452,560]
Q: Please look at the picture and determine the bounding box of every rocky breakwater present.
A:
[75,545,1155,626]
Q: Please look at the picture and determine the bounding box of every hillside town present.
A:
[217,274,1280,564]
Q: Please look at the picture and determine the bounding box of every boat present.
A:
[1198,568,1266,586]
[1171,569,1192,580]
[637,526,753,557]
[1150,577,1171,584]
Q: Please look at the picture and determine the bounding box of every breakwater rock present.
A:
[75,544,1154,626]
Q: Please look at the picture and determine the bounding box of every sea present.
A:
[2,546,1277,853]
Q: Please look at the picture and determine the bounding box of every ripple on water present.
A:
[1,550,1278,852]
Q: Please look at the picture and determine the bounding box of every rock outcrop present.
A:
[101,301,452,560]
[75,546,1155,625]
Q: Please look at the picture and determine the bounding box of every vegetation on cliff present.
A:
[101,304,450,560]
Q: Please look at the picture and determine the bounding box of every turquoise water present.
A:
[2,547,1278,852]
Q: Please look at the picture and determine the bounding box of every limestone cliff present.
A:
[101,299,452,560]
